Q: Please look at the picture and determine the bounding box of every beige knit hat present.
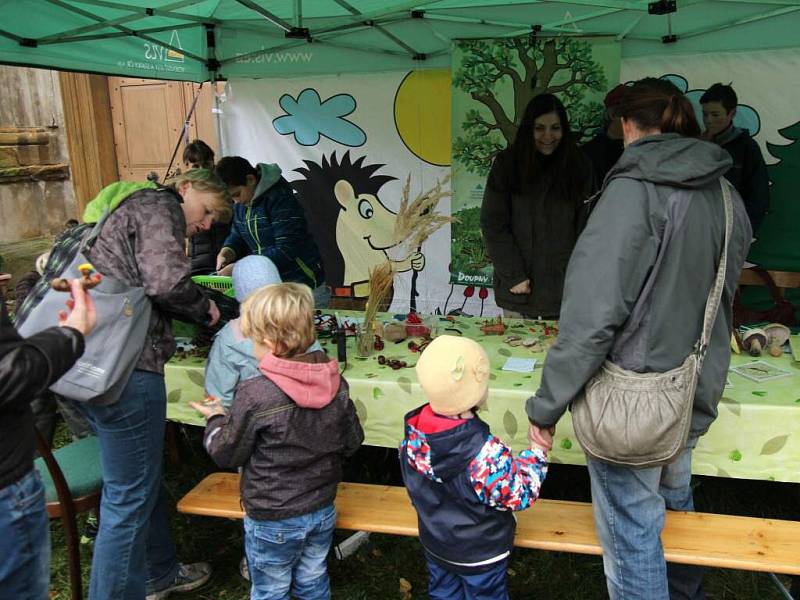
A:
[415,335,490,416]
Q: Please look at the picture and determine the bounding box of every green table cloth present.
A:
[165,315,800,483]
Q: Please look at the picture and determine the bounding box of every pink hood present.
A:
[259,350,341,409]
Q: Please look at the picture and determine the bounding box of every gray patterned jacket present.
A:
[88,187,210,374]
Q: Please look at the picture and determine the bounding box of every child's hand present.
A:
[528,422,555,452]
[189,396,225,419]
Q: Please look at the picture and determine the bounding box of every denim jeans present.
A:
[78,370,179,600]
[0,469,50,600]
[244,504,336,600]
[312,284,331,309]
[586,437,705,600]
[426,557,510,600]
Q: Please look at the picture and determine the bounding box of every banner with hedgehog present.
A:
[218,70,502,316]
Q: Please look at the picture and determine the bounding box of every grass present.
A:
[48,425,798,599]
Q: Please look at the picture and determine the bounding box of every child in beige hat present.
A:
[399,335,548,600]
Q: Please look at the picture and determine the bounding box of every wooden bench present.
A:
[178,472,800,576]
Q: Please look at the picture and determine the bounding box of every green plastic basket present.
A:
[192,275,236,298]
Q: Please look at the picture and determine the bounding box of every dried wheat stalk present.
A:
[393,174,453,255]
[358,260,395,355]
[358,175,453,352]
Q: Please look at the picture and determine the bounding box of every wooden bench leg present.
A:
[333,531,370,560]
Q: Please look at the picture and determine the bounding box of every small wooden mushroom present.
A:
[742,329,768,357]
[50,262,102,292]
[764,323,791,357]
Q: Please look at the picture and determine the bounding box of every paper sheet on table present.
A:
[502,357,537,373]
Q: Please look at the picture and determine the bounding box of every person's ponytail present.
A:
[619,78,701,138]
[660,93,701,137]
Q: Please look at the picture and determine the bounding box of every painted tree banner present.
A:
[450,36,621,286]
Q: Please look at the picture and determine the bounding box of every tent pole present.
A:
[39,0,200,43]
[234,0,292,32]
[294,0,303,29]
[163,82,204,182]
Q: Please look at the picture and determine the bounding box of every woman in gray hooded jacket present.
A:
[527,78,752,600]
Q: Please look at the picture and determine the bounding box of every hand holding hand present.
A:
[510,279,531,295]
[189,396,226,419]
[58,278,97,337]
[528,422,555,452]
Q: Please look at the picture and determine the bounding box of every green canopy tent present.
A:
[1,0,799,82]
[1,0,798,282]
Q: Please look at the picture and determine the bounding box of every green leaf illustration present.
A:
[167,389,181,404]
[728,449,742,462]
[354,399,367,424]
[513,383,523,387]
[187,370,205,388]
[489,373,497,381]
[720,397,741,416]
[560,438,573,450]
[397,376,412,395]
[503,410,518,438]
[365,373,377,379]
[498,348,511,357]
[752,391,767,397]
[759,435,789,456]
[716,467,731,478]
[372,387,384,400]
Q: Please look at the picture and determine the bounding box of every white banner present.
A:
[621,49,800,271]
[218,70,500,316]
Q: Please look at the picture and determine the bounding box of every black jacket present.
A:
[189,222,232,275]
[202,351,363,521]
[0,299,84,488]
[714,126,770,234]
[399,405,547,574]
[480,149,593,317]
[581,130,624,191]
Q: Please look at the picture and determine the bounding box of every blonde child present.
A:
[192,283,363,600]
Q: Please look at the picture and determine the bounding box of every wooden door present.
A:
[108,77,220,182]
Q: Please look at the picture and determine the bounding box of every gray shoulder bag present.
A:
[571,178,733,468]
[17,209,152,405]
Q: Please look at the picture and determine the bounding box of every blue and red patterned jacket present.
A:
[399,404,548,573]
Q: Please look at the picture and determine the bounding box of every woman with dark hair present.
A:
[480,93,594,319]
[527,78,752,599]
[181,140,233,275]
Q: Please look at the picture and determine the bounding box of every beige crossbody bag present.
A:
[571,179,733,468]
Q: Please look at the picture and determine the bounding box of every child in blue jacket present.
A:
[400,336,548,600]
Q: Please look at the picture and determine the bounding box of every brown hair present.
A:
[619,78,701,138]
[239,282,315,358]
[182,139,215,170]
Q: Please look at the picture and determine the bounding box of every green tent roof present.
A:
[1,1,798,81]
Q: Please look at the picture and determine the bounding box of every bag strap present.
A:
[696,178,733,367]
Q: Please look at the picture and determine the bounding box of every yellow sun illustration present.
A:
[394,70,451,166]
